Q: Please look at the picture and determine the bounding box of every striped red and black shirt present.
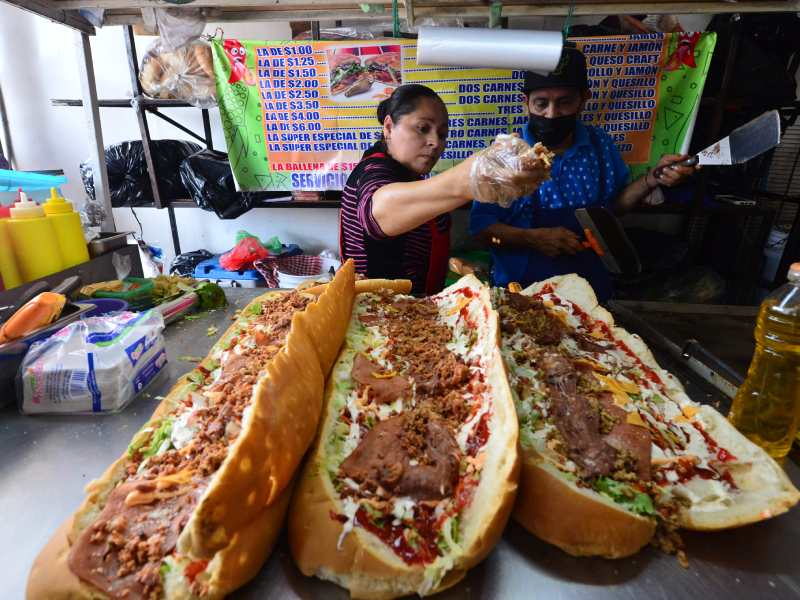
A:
[339,150,451,294]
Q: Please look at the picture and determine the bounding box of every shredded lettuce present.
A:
[142,418,174,459]
[594,477,656,517]
[247,301,263,315]
[159,561,171,580]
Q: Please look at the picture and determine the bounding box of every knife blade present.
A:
[654,109,781,175]
[696,109,781,166]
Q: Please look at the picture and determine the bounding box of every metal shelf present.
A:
[169,200,342,209]
[51,98,197,108]
[24,0,800,31]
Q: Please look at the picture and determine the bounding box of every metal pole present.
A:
[123,25,181,257]
[76,31,115,231]
[201,109,213,150]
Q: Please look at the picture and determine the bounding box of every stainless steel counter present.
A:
[3,289,799,599]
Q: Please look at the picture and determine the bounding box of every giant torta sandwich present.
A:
[496,274,800,559]
[289,275,519,598]
[27,262,356,599]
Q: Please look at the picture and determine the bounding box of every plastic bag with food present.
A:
[139,38,216,108]
[470,134,555,208]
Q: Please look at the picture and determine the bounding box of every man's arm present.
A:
[614,153,697,214]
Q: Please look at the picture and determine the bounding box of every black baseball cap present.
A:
[521,47,588,94]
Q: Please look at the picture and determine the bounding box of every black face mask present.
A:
[528,113,577,147]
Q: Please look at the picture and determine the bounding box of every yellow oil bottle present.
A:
[729,262,800,460]
[7,191,64,282]
[0,204,22,290]
[43,188,89,268]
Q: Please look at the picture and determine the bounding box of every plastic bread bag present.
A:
[470,134,555,208]
[18,310,167,415]
[139,38,216,108]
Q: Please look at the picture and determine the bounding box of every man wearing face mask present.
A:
[470,48,696,301]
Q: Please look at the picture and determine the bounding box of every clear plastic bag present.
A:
[154,7,206,51]
[19,310,167,414]
[139,38,216,108]
[470,134,554,208]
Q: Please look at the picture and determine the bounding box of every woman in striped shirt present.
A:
[340,83,546,295]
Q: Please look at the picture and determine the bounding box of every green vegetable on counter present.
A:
[196,282,227,311]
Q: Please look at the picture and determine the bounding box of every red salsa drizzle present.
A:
[354,504,440,565]
[693,422,737,463]
[465,411,490,457]
[184,559,209,583]
[654,458,738,490]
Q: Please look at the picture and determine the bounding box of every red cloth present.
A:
[425,219,450,295]
[254,255,323,288]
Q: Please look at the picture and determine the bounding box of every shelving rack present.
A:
[3,0,799,301]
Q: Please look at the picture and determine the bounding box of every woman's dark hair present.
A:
[376,84,446,127]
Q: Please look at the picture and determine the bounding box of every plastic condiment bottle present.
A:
[0,204,22,290]
[7,191,64,282]
[43,188,89,268]
[729,262,800,460]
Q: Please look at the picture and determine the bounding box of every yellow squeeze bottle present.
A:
[43,188,89,268]
[7,191,64,282]
[0,205,22,290]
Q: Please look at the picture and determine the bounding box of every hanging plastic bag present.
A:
[140,38,216,108]
[219,233,270,271]
[154,7,206,51]
[170,249,214,276]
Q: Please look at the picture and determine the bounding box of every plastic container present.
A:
[77,298,129,317]
[276,256,341,288]
[0,204,22,290]
[42,188,89,268]
[193,255,264,288]
[729,262,800,460]
[93,277,155,310]
[7,191,64,282]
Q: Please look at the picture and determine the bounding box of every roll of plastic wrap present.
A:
[417,27,563,73]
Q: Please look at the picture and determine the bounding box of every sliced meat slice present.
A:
[598,395,651,481]
[68,479,201,600]
[351,353,410,405]
[339,411,460,500]
[539,352,577,395]
[550,391,616,479]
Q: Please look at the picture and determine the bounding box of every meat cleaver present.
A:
[574,207,642,275]
[654,109,781,176]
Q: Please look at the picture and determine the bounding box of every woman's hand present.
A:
[650,154,698,188]
[471,135,554,207]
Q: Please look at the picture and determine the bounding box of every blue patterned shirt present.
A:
[469,120,629,301]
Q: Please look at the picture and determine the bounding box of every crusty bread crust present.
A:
[514,274,799,548]
[27,262,356,599]
[513,456,654,558]
[289,275,519,598]
[304,278,413,297]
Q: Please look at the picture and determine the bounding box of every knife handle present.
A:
[652,155,700,180]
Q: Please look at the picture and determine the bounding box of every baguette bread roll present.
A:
[27,262,356,599]
[290,275,519,598]
[498,274,799,559]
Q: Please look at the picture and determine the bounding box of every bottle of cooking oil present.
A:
[729,263,800,460]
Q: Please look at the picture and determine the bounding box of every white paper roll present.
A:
[417,27,563,73]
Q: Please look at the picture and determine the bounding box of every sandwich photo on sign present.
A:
[326,45,403,102]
